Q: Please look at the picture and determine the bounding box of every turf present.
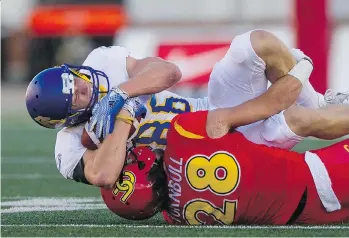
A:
[1,113,348,237]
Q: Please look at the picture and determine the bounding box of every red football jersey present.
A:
[163,111,313,225]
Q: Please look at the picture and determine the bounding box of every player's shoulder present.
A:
[87,46,129,58]
[154,90,184,99]
[153,91,209,111]
[82,46,131,67]
[171,111,209,139]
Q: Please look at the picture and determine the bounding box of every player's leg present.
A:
[237,104,349,150]
[208,29,348,111]
[295,139,349,224]
[293,81,348,108]
[284,104,349,139]
[236,108,304,149]
[208,29,298,110]
[295,80,326,108]
[290,48,349,108]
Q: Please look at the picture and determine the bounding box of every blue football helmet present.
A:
[25,64,110,129]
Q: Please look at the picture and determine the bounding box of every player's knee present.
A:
[284,105,314,137]
[251,30,295,83]
[250,30,280,61]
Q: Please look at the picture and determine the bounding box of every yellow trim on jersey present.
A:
[344,144,349,153]
[173,119,204,139]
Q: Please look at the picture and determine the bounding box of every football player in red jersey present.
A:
[101,105,349,225]
[161,110,349,225]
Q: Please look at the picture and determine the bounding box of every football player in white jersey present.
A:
[26,46,209,185]
[26,29,348,188]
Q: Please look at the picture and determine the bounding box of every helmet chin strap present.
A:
[98,85,108,100]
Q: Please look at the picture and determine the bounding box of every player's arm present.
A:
[206,73,303,138]
[118,57,182,97]
[83,109,131,188]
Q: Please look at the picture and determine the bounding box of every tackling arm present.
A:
[206,73,303,138]
[83,109,131,188]
[206,30,314,138]
[119,57,182,97]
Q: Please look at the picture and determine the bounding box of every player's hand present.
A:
[122,97,146,119]
[108,97,146,135]
[87,87,129,139]
[290,48,313,65]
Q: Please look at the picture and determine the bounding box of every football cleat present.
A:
[324,89,349,106]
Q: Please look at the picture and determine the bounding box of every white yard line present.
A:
[2,157,53,164]
[1,197,103,206]
[1,174,62,179]
[1,196,101,200]
[0,224,348,229]
[1,205,106,213]
[1,197,106,213]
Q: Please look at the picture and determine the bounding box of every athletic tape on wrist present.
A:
[113,87,129,100]
[115,115,134,125]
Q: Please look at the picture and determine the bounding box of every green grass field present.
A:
[1,106,349,237]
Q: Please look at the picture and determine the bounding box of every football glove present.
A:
[87,87,129,139]
[108,97,146,135]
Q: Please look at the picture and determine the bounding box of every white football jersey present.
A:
[54,46,132,179]
[132,90,209,150]
[82,46,129,88]
[55,45,209,179]
[55,124,87,179]
[55,90,208,179]
[81,45,153,104]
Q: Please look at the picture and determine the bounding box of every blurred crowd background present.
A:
[1,0,349,99]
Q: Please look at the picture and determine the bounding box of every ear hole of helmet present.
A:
[153,149,164,162]
[137,161,146,170]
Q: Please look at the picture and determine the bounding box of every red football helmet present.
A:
[100,146,163,220]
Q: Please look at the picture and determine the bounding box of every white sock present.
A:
[296,81,327,108]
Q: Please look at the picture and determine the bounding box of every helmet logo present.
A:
[113,171,136,203]
[34,116,64,129]
[61,73,74,94]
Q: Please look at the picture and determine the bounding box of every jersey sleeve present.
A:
[82,46,131,87]
[55,125,87,179]
[153,90,209,112]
